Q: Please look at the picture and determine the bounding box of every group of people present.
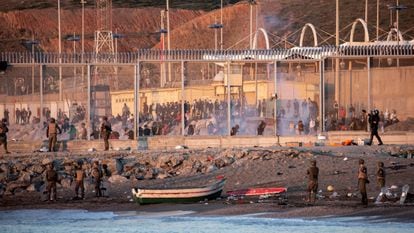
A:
[327,103,400,133]
[14,108,32,125]
[44,160,109,201]
[307,158,386,207]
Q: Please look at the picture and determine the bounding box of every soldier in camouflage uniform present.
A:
[306,160,319,204]
[91,161,103,197]
[0,118,10,154]
[45,163,58,201]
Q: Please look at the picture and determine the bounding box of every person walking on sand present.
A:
[100,116,112,151]
[306,160,319,204]
[46,118,62,152]
[358,159,369,206]
[91,161,103,197]
[45,163,58,201]
[74,162,85,200]
[0,118,10,154]
[376,161,386,188]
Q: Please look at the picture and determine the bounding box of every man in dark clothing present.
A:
[45,163,58,201]
[257,120,266,135]
[15,108,20,124]
[376,161,386,188]
[306,160,319,204]
[230,124,239,136]
[4,109,9,123]
[358,159,369,206]
[100,116,112,151]
[91,161,103,197]
[0,118,10,154]
[46,118,62,152]
[368,110,383,145]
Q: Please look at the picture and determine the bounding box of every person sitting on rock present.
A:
[230,124,239,136]
[45,163,58,201]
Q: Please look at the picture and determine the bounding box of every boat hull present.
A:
[132,179,226,205]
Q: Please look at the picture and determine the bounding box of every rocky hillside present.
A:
[0,0,414,52]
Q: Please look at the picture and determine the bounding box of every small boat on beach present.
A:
[132,178,226,205]
[227,187,287,197]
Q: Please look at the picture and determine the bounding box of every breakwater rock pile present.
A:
[0,145,413,201]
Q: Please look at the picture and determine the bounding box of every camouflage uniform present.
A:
[0,119,10,154]
[100,117,112,151]
[376,161,385,188]
[92,161,103,197]
[74,164,85,199]
[358,159,369,206]
[45,164,58,201]
[306,160,319,203]
[46,118,62,152]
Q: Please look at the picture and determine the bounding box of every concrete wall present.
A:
[4,132,414,153]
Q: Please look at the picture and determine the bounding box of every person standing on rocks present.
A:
[100,116,112,151]
[46,118,62,152]
[358,159,369,206]
[306,160,319,204]
[0,118,10,154]
[376,161,386,188]
[45,163,58,201]
[91,161,103,197]
[74,162,85,200]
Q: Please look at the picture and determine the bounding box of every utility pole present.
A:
[58,0,63,102]
[166,0,171,84]
[220,0,223,50]
[81,0,86,83]
[335,0,340,105]
[376,0,379,41]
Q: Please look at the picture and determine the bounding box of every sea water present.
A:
[0,209,413,233]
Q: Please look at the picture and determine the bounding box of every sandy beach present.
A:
[1,145,413,221]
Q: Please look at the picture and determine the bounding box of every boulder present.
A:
[60,178,72,189]
[6,181,31,194]
[206,165,218,173]
[17,171,31,183]
[108,174,128,183]
[27,164,45,174]
[170,155,185,168]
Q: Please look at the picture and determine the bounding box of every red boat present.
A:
[227,187,287,197]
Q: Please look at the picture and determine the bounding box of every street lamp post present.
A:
[58,0,62,102]
[65,33,80,99]
[81,0,86,84]
[248,0,257,49]
[166,0,171,84]
[220,0,223,50]
[209,23,223,51]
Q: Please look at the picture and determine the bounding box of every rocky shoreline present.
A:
[1,145,414,220]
